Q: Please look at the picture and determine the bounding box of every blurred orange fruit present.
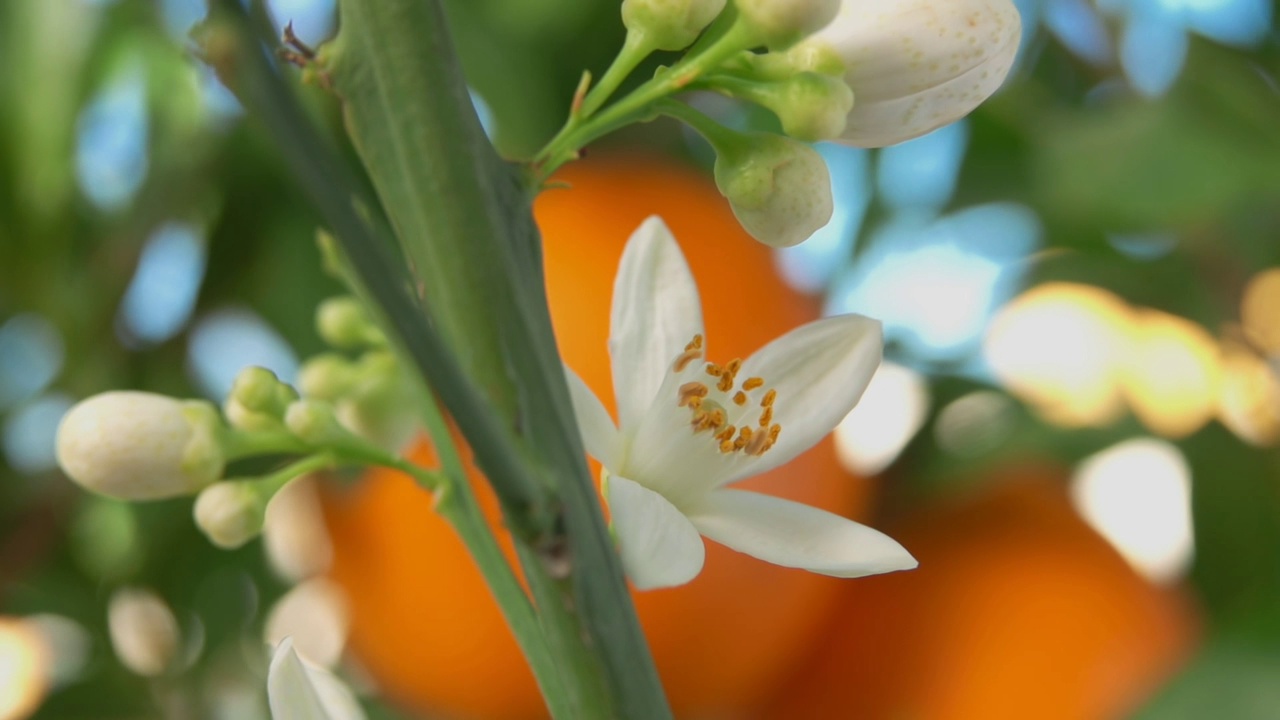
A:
[322,155,873,719]
[763,467,1198,720]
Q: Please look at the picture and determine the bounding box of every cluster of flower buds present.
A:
[55,295,417,551]
[592,0,1021,248]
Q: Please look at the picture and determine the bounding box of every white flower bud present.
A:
[622,0,727,51]
[734,0,840,49]
[107,588,179,677]
[713,134,833,247]
[809,0,1021,147]
[57,392,224,501]
[194,481,267,549]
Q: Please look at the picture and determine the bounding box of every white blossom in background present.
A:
[264,579,350,669]
[804,0,1022,147]
[106,588,179,677]
[267,638,365,720]
[565,217,916,590]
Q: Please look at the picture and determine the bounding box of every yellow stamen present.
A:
[673,347,702,372]
[761,389,777,408]
[758,406,773,427]
[715,425,736,442]
[742,377,764,391]
[705,363,724,377]
[745,430,770,456]
[733,391,747,406]
[719,439,735,453]
[678,382,709,407]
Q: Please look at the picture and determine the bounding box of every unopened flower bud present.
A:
[717,71,852,141]
[225,367,298,432]
[285,400,350,446]
[713,133,833,247]
[57,392,225,501]
[194,481,267,549]
[298,353,356,401]
[335,352,417,451]
[107,588,179,677]
[622,0,726,51]
[734,0,839,50]
[807,0,1022,147]
[317,296,383,350]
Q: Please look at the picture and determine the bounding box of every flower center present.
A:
[672,334,782,457]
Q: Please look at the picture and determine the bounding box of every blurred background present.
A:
[1,0,1279,718]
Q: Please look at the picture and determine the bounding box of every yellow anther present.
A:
[733,435,749,450]
[761,389,777,408]
[745,430,770,456]
[715,425,736,442]
[725,358,743,380]
[687,396,703,409]
[742,377,765,391]
[719,439,735,453]
[769,424,782,444]
[678,382,709,407]
[705,363,724,377]
[673,347,702,372]
[708,408,726,429]
[758,406,773,427]
[690,409,707,427]
[733,391,748,406]
[689,334,704,350]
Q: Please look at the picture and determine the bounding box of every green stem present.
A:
[533,17,759,183]
[578,33,655,123]
[223,428,309,461]
[655,98,741,149]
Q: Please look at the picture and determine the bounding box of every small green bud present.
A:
[715,71,852,141]
[336,351,417,451]
[734,0,839,50]
[298,353,357,401]
[713,133,833,247]
[194,481,267,549]
[622,0,726,51]
[57,392,226,500]
[285,400,351,446]
[316,296,383,349]
[225,367,297,432]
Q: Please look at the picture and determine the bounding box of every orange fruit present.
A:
[322,155,874,719]
[762,466,1198,720]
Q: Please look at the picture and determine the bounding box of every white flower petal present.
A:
[564,367,620,467]
[607,474,706,590]
[722,314,882,485]
[816,0,1022,147]
[688,489,917,577]
[609,217,705,430]
[268,638,366,720]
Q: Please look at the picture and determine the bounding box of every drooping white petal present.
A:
[607,474,706,590]
[721,314,882,485]
[564,367,621,467]
[268,638,366,720]
[609,217,705,431]
[688,489,917,577]
[815,0,1022,147]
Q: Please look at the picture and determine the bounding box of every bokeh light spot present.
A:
[1071,437,1195,583]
